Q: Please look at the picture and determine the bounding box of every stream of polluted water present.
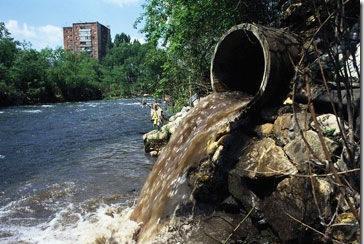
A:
[0,92,252,243]
[131,92,252,242]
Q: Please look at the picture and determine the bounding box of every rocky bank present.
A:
[142,99,360,243]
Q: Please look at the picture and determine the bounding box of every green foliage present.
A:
[136,0,277,108]
[113,32,131,47]
[101,41,166,98]
[0,24,106,106]
[0,22,167,107]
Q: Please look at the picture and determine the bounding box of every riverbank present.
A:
[140,94,360,243]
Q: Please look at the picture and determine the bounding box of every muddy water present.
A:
[131,92,252,242]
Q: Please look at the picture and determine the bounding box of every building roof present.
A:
[72,22,109,29]
[63,22,110,30]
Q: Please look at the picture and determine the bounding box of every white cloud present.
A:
[5,20,63,50]
[103,0,139,7]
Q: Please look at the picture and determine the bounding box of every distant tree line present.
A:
[0,22,166,107]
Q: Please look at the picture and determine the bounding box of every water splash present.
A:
[0,182,140,243]
[131,92,252,242]
[1,204,139,244]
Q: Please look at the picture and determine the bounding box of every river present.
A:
[0,99,155,243]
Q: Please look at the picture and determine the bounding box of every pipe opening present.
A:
[212,30,265,95]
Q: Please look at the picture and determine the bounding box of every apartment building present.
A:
[63,22,110,60]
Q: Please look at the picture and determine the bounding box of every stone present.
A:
[228,170,266,222]
[335,158,348,172]
[332,212,359,243]
[228,170,259,204]
[283,97,293,105]
[255,123,274,136]
[150,151,159,157]
[219,196,240,213]
[273,113,311,145]
[283,130,339,163]
[234,138,297,179]
[192,211,261,243]
[262,177,331,241]
[310,113,347,136]
[315,178,334,218]
[143,129,170,153]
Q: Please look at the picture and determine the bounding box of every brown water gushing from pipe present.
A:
[131,92,252,242]
[131,23,300,242]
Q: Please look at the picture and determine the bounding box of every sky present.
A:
[0,0,146,50]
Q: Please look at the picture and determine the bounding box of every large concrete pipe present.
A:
[211,23,300,105]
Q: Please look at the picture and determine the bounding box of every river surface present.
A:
[0,99,155,243]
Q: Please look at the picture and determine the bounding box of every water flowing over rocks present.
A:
[133,92,253,242]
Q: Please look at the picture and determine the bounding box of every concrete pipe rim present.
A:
[210,23,271,98]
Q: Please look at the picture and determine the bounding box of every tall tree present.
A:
[114,33,131,47]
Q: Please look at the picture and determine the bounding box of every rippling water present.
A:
[0,99,154,243]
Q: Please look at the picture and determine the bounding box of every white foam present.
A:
[4,204,139,244]
[41,105,54,108]
[0,155,5,159]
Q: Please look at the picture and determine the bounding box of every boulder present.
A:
[283,130,339,163]
[310,113,347,136]
[183,211,267,243]
[331,212,359,242]
[228,170,265,222]
[234,138,297,179]
[273,113,311,145]
[255,123,274,137]
[143,129,170,153]
[218,196,240,213]
[228,170,260,205]
[315,178,334,218]
[262,177,333,241]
